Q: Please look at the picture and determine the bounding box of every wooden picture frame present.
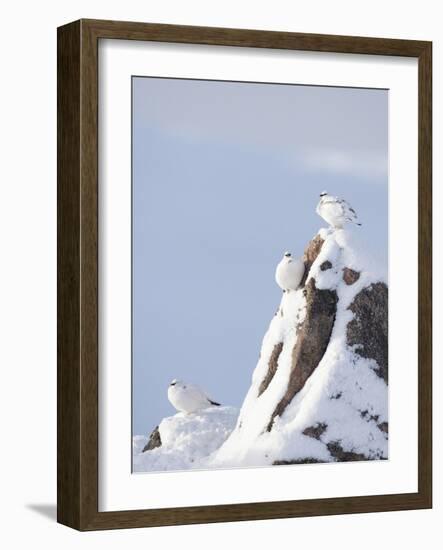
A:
[57,19,432,530]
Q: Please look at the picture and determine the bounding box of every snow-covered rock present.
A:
[133,406,239,472]
[208,227,388,468]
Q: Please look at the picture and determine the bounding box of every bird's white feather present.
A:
[316,193,361,228]
[168,380,219,414]
[275,254,304,291]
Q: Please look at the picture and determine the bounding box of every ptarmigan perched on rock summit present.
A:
[168,379,221,414]
[316,191,362,229]
[275,252,305,292]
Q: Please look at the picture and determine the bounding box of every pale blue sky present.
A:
[132,77,388,436]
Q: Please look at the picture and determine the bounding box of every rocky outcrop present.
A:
[300,234,324,286]
[273,458,322,465]
[258,342,283,396]
[326,441,368,462]
[302,422,328,439]
[142,425,162,452]
[210,228,389,468]
[378,421,389,434]
[343,267,360,285]
[320,260,333,271]
[347,282,388,383]
[267,278,338,430]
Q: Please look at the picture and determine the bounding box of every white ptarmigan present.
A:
[168,379,221,414]
[275,252,305,292]
[316,191,362,229]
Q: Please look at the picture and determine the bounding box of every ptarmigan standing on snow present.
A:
[275,252,305,292]
[168,379,221,414]
[316,191,362,229]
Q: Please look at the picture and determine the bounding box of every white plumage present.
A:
[168,379,221,414]
[275,252,305,292]
[316,191,361,229]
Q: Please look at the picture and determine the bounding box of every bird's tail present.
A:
[209,399,221,406]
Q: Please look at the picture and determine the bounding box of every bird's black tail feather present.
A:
[209,399,221,406]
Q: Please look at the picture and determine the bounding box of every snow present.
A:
[133,406,238,472]
[134,226,388,472]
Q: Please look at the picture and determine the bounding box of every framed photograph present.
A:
[57,19,432,530]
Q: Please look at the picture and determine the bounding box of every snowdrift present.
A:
[133,406,238,472]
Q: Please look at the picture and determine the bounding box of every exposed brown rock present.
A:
[343,267,360,285]
[378,421,388,434]
[274,439,376,464]
[320,260,333,271]
[273,458,322,465]
[327,441,367,462]
[347,282,388,383]
[258,342,284,396]
[142,425,162,452]
[267,278,338,431]
[360,410,379,423]
[300,234,324,286]
[302,422,328,440]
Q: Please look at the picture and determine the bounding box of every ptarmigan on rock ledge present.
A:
[275,251,304,292]
[167,379,221,414]
[316,191,362,229]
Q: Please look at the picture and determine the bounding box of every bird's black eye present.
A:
[170,382,176,386]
